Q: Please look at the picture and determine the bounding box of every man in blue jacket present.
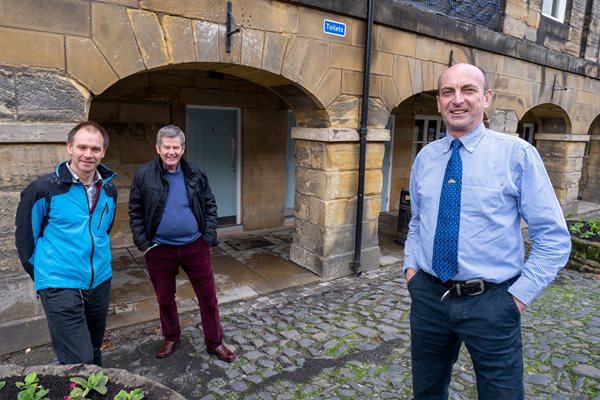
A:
[15,121,117,366]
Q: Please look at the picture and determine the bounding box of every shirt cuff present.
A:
[508,275,542,306]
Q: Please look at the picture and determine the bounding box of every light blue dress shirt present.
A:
[403,123,572,305]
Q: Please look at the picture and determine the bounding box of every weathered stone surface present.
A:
[193,20,220,62]
[0,123,78,144]
[241,28,265,69]
[16,71,87,122]
[0,143,66,188]
[0,272,43,319]
[238,0,298,33]
[415,36,452,65]
[262,32,288,75]
[488,109,519,133]
[0,68,15,121]
[299,41,330,93]
[381,76,401,111]
[161,15,196,64]
[290,241,380,280]
[128,9,169,70]
[0,190,19,236]
[66,37,119,95]
[327,95,360,128]
[331,44,364,73]
[0,0,89,36]
[218,24,241,65]
[375,25,416,57]
[141,0,226,22]
[294,141,384,171]
[315,68,342,109]
[0,29,64,70]
[92,2,145,78]
[392,55,415,101]
[0,234,21,274]
[295,167,381,200]
[408,58,424,94]
[308,195,381,227]
[281,37,310,83]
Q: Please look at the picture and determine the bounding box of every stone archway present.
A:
[580,116,600,203]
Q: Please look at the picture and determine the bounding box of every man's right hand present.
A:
[405,268,417,282]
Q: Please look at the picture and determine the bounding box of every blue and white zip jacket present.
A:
[15,161,118,291]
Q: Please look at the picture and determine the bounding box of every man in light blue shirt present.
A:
[403,63,571,399]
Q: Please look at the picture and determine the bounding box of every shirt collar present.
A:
[66,161,102,185]
[442,123,487,154]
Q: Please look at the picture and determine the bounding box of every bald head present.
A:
[438,63,489,95]
[436,63,493,137]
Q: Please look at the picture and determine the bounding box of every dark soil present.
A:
[1,375,139,399]
[568,220,600,243]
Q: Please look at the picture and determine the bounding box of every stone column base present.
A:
[290,243,381,281]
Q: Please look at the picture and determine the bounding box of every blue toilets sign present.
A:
[323,19,346,37]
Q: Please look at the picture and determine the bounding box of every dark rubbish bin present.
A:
[395,189,411,245]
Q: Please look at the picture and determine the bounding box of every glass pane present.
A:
[427,125,436,142]
[415,143,423,155]
[414,120,425,141]
[439,121,446,139]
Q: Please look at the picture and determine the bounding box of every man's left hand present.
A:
[513,296,526,313]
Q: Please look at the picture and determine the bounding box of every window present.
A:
[520,123,535,145]
[541,0,566,23]
[413,116,445,160]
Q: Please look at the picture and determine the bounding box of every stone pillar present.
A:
[289,127,389,281]
[535,133,589,215]
[581,135,600,202]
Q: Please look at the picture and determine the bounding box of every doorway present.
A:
[186,106,241,226]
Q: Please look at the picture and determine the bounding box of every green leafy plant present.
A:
[568,218,600,240]
[113,388,145,400]
[569,221,584,234]
[0,380,5,390]
[68,371,108,399]
[15,372,49,400]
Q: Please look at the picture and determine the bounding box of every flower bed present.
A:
[567,218,600,274]
[0,364,185,400]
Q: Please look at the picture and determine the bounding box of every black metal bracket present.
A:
[226,1,240,53]
[448,50,454,67]
[551,75,567,99]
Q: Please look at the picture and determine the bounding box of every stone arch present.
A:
[517,103,572,143]
[579,115,600,202]
[62,4,386,130]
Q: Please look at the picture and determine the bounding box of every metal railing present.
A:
[399,0,504,31]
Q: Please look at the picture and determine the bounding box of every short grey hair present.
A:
[156,125,186,146]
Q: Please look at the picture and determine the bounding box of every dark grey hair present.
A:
[156,125,186,146]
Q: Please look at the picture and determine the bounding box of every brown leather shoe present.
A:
[156,339,180,358]
[208,344,236,362]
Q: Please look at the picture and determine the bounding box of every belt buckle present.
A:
[465,279,485,296]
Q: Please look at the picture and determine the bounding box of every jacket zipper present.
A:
[86,186,95,290]
[97,203,108,230]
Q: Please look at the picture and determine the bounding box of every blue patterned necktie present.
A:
[432,139,462,282]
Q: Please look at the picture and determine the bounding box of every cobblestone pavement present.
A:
[102,265,600,399]
[3,264,599,399]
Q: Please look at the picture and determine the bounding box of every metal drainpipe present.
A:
[350,0,375,277]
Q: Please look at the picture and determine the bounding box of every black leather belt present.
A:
[429,274,497,301]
